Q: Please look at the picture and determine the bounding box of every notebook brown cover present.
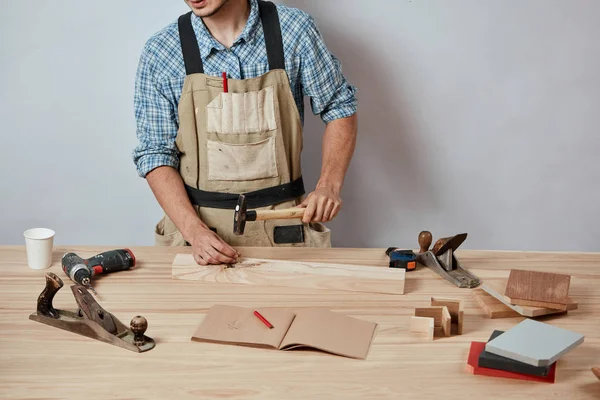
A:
[191,305,377,359]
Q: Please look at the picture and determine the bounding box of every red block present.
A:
[467,342,556,383]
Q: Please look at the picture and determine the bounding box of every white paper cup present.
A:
[23,228,55,270]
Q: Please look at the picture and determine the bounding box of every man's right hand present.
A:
[187,225,239,265]
[145,166,240,266]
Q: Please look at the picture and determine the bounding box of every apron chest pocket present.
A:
[207,136,279,181]
[207,86,277,134]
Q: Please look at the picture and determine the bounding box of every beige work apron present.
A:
[154,7,331,248]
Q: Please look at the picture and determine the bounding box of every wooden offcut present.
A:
[410,316,434,341]
[504,269,570,310]
[172,254,405,295]
[472,289,521,319]
[508,297,569,311]
[415,306,451,337]
[482,279,578,318]
[431,297,464,334]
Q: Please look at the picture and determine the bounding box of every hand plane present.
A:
[415,231,480,288]
[29,272,155,352]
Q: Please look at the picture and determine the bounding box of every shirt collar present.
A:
[190,0,261,59]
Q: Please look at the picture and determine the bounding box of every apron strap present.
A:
[185,176,305,209]
[257,1,285,71]
[178,3,285,76]
[178,12,204,74]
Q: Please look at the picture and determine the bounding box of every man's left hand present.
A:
[298,186,342,223]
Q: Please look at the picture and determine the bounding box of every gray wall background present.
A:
[1,0,599,251]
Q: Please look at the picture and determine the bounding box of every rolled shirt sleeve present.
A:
[299,16,358,124]
[132,41,180,178]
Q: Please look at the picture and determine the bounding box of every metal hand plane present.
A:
[29,272,155,352]
[415,231,480,288]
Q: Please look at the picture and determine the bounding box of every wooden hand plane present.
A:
[415,231,481,288]
[29,272,155,352]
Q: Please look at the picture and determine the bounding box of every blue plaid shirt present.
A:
[133,0,358,178]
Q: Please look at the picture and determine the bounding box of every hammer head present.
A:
[233,195,247,235]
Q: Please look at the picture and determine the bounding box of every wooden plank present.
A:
[431,297,464,334]
[472,289,521,319]
[504,269,570,306]
[410,316,433,341]
[482,279,577,317]
[172,254,405,295]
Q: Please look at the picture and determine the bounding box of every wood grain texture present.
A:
[472,289,521,319]
[1,246,599,399]
[504,269,570,306]
[482,279,578,317]
[172,254,405,295]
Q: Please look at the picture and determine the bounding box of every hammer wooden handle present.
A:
[254,208,305,221]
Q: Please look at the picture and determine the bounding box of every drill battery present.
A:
[385,248,417,271]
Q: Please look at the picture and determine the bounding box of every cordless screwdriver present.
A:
[61,249,136,294]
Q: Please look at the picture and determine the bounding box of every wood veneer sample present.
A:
[482,279,577,317]
[504,270,570,310]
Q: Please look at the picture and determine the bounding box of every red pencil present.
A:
[254,310,273,329]
[222,72,228,93]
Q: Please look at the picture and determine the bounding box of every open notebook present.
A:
[192,305,377,360]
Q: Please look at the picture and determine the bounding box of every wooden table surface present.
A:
[1,246,599,399]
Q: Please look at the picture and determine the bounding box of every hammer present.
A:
[233,194,305,235]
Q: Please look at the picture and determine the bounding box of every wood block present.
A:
[172,255,405,295]
[415,306,450,337]
[482,279,578,317]
[467,342,556,383]
[504,269,570,308]
[441,306,451,337]
[472,289,521,319]
[431,297,464,334]
[592,367,600,380]
[410,316,434,341]
[508,297,568,311]
[485,319,585,367]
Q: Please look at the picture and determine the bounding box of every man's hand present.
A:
[299,114,356,224]
[187,225,239,266]
[299,186,342,223]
